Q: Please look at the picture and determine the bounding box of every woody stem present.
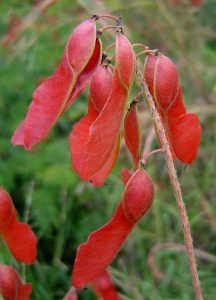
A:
[140,148,162,165]
[98,14,119,22]
[132,43,148,49]
[135,62,203,300]
[136,49,159,59]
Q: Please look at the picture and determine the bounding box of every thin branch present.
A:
[98,14,118,22]
[140,148,162,166]
[148,242,216,282]
[135,63,203,300]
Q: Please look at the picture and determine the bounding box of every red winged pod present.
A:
[0,264,32,300]
[124,104,141,170]
[144,54,201,164]
[0,188,37,264]
[69,64,120,186]
[11,17,101,150]
[72,168,154,288]
[0,188,15,232]
[70,32,135,180]
[91,270,121,300]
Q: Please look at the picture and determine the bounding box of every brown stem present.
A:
[148,242,216,282]
[99,26,117,33]
[135,63,203,300]
[140,148,162,166]
[98,14,118,22]
[132,43,148,50]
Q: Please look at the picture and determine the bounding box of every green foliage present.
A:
[0,0,216,299]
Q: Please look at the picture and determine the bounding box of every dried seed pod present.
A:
[0,188,37,264]
[72,169,154,288]
[69,64,119,186]
[122,169,154,224]
[0,264,32,300]
[76,33,135,179]
[144,54,201,164]
[0,188,15,232]
[12,17,101,150]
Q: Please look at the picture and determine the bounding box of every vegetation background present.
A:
[0,0,216,299]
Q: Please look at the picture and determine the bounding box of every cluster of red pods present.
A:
[1,13,201,299]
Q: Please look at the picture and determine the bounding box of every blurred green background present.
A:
[0,0,216,299]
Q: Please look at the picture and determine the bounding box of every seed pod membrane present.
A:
[72,169,154,288]
[12,18,101,150]
[144,54,201,164]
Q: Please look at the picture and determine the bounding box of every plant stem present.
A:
[135,63,203,300]
[98,14,119,22]
[140,148,162,165]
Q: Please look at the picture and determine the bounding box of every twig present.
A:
[148,242,216,282]
[140,149,162,166]
[135,63,203,300]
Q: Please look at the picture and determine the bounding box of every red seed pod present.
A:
[0,188,37,264]
[144,54,180,113]
[72,169,154,288]
[144,53,201,164]
[3,215,37,264]
[120,168,132,185]
[69,64,119,186]
[90,135,120,187]
[124,104,141,170]
[122,169,154,224]
[11,17,101,150]
[91,270,121,300]
[76,33,135,179]
[0,188,15,232]
[0,264,32,300]
[90,64,113,112]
